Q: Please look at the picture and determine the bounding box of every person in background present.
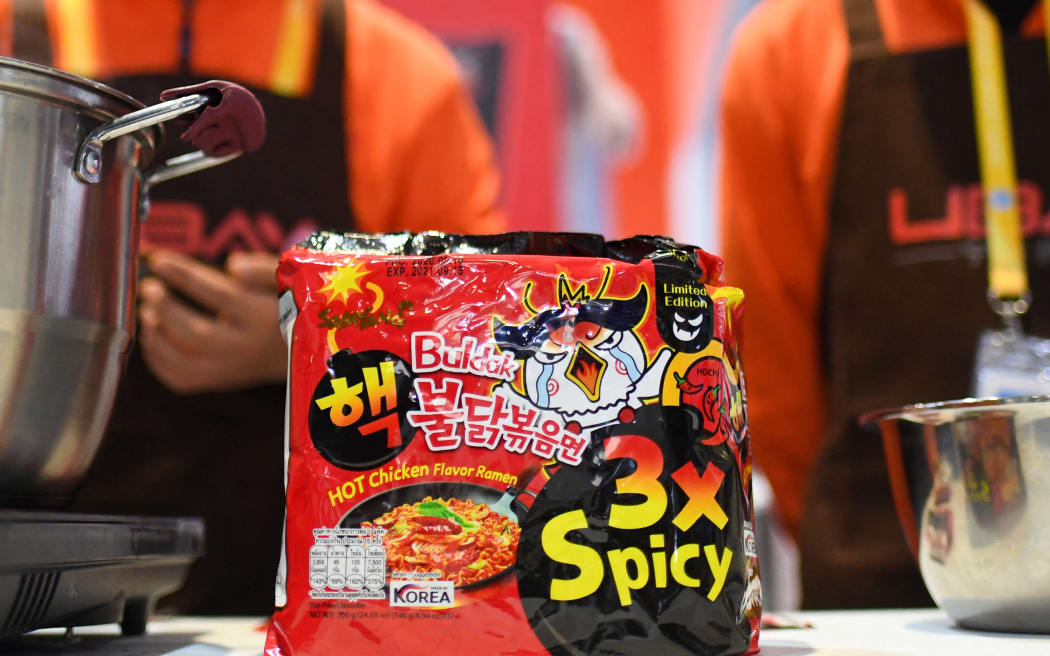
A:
[719,0,1047,608]
[2,0,503,614]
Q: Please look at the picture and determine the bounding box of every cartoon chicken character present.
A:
[493,269,670,431]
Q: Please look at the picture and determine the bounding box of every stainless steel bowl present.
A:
[864,396,1050,633]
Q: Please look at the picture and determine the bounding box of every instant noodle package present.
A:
[266,232,761,655]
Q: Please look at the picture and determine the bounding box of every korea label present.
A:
[389,580,455,608]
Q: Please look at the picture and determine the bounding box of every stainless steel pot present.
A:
[864,397,1050,633]
[0,57,250,506]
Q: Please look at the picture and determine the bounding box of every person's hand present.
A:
[137,249,286,394]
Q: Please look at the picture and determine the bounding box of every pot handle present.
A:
[74,81,266,185]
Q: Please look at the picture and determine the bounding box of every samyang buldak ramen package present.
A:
[266,232,760,655]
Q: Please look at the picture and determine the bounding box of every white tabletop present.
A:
[2,617,266,656]
[761,608,1050,656]
[5,609,1049,655]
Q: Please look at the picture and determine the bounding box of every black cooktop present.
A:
[0,512,203,637]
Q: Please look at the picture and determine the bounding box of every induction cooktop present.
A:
[0,512,203,637]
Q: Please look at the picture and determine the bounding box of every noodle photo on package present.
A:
[363,497,521,586]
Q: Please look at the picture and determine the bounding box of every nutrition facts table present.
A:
[308,527,386,600]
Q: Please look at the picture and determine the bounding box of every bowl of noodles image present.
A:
[339,482,527,589]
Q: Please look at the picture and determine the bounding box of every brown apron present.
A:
[14,1,355,613]
[800,0,1050,608]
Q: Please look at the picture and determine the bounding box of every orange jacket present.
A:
[0,0,504,235]
[719,0,1045,539]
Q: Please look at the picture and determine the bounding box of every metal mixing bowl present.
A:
[864,396,1050,633]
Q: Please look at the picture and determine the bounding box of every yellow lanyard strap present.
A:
[964,0,1036,309]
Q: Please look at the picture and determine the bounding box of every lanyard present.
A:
[179,0,196,74]
[963,0,1042,322]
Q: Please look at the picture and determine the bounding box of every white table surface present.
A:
[760,608,1050,655]
[1,617,266,656]
[4,609,1048,655]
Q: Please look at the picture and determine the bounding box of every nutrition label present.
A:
[309,527,387,600]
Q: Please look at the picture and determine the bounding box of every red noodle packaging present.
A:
[266,233,760,655]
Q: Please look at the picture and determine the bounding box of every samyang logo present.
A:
[389,580,454,607]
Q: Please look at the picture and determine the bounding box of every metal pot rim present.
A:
[0,55,159,154]
[860,394,1050,426]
